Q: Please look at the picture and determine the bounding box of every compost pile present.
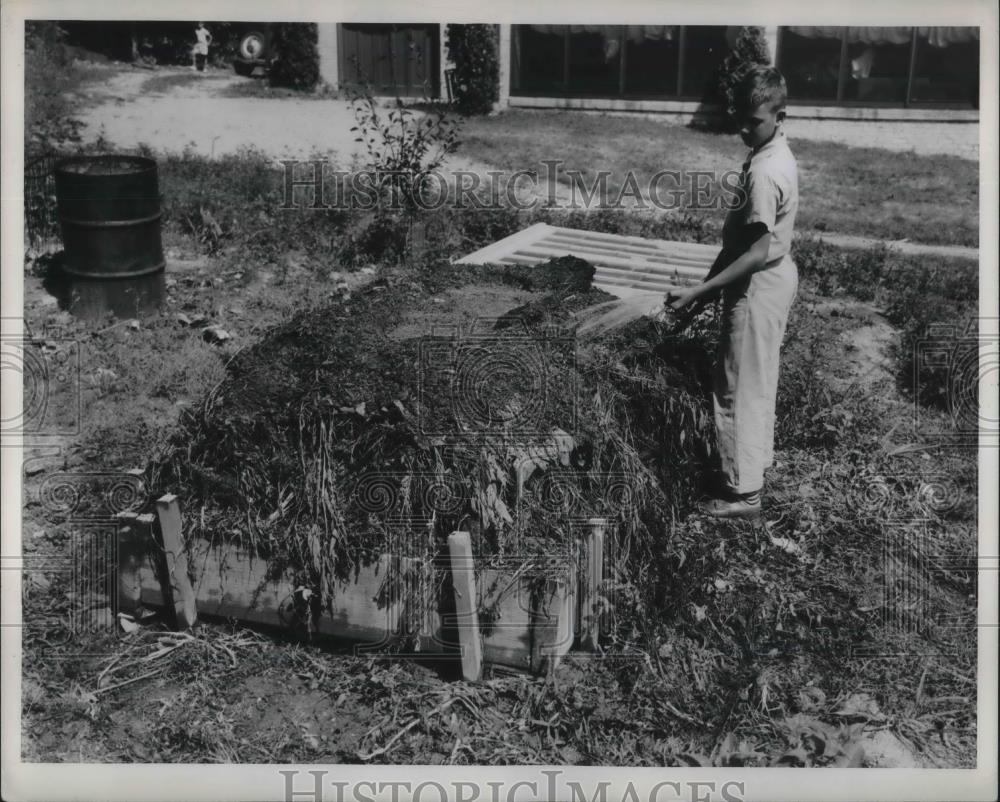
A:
[155,257,719,634]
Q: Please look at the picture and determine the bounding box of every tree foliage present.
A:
[268,23,320,90]
[445,25,500,116]
[714,27,773,131]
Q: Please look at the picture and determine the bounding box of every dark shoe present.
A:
[700,495,761,519]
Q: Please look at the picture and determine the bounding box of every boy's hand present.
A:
[663,285,703,312]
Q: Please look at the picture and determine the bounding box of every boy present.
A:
[664,66,799,519]
[192,22,212,72]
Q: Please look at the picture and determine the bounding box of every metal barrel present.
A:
[54,155,165,280]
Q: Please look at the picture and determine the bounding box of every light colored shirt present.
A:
[194,27,211,55]
[723,129,798,267]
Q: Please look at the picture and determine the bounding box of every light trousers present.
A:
[713,257,798,494]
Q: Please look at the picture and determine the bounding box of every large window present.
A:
[623,26,679,95]
[567,28,620,95]
[911,31,980,106]
[780,28,841,101]
[680,26,730,97]
[509,25,979,108]
[511,24,729,100]
[515,25,565,94]
[778,26,979,107]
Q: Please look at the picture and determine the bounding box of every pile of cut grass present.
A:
[150,256,720,644]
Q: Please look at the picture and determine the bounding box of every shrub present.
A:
[713,27,772,132]
[337,213,409,267]
[348,89,461,257]
[24,22,83,157]
[268,23,319,89]
[24,22,88,244]
[445,24,500,115]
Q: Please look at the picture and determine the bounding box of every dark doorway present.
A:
[338,23,439,98]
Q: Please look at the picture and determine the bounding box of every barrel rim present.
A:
[59,259,166,280]
[54,154,158,177]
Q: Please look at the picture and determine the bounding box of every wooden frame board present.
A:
[117,504,584,673]
[455,223,718,299]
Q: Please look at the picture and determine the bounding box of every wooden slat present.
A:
[592,276,699,294]
[132,537,419,645]
[187,541,299,630]
[154,495,198,629]
[593,259,706,279]
[490,257,700,291]
[495,254,702,282]
[593,273,693,293]
[544,232,717,267]
[591,261,709,283]
[322,553,417,647]
[456,222,554,264]
[545,246,715,273]
[453,222,723,308]
[476,567,534,670]
[476,563,575,671]
[579,519,605,650]
[533,576,575,671]
[513,246,709,278]
[448,532,483,681]
[547,226,719,257]
[487,258,702,292]
[546,228,719,259]
[126,535,578,673]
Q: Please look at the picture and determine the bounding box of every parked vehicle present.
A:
[232,26,271,77]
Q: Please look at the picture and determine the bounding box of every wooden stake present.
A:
[580,518,606,650]
[114,511,140,613]
[447,531,482,681]
[154,494,198,629]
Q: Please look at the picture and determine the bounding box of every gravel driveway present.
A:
[73,65,534,180]
[73,64,579,207]
[75,65,408,163]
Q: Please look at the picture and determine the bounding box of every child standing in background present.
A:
[192,22,212,72]
[664,66,799,519]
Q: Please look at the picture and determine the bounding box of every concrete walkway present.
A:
[807,232,978,261]
[786,118,979,162]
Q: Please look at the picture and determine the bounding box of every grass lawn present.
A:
[458,110,979,248]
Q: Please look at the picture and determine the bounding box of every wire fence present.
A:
[25,146,154,248]
[25,151,62,247]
